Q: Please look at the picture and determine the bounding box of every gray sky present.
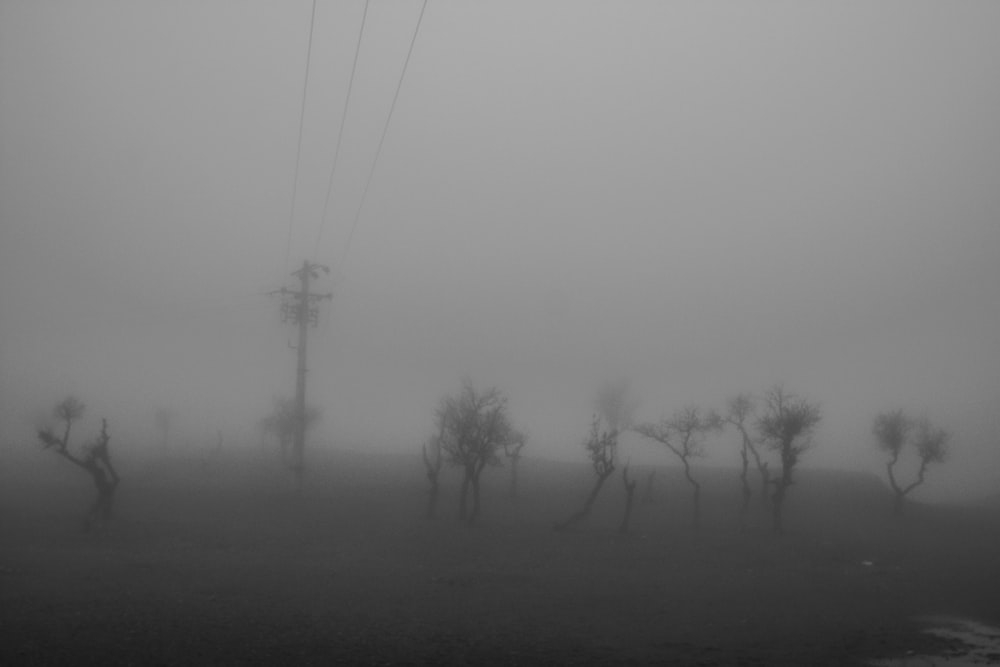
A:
[2,1,998,500]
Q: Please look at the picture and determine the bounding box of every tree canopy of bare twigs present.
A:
[436,380,519,525]
[259,397,321,472]
[725,393,770,518]
[756,386,821,534]
[634,406,722,530]
[874,410,949,516]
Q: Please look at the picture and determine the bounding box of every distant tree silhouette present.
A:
[725,393,770,521]
[757,386,821,534]
[259,397,321,473]
[436,380,519,525]
[595,378,639,435]
[554,414,618,531]
[502,430,528,501]
[554,380,636,532]
[37,397,120,530]
[635,406,722,530]
[874,410,949,516]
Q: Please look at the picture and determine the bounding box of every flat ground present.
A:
[2,449,998,665]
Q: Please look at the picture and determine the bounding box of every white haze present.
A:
[1,2,998,501]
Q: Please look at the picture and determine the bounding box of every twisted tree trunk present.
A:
[680,456,701,531]
[554,469,613,532]
[618,466,638,535]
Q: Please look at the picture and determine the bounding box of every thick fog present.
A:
[1,2,998,501]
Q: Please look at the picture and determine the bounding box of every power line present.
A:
[281,0,320,282]
[339,0,429,271]
[314,0,371,258]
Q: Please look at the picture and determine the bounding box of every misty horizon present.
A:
[2,1,998,503]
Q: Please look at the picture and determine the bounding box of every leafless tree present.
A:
[502,430,527,501]
[437,380,518,525]
[595,378,639,433]
[554,414,618,531]
[757,386,821,534]
[421,424,444,519]
[725,393,770,520]
[874,410,949,516]
[259,397,321,472]
[635,406,723,530]
[618,461,638,535]
[37,397,120,530]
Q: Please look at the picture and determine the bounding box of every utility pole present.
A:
[272,260,332,491]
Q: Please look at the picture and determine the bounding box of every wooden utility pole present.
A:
[273,260,331,490]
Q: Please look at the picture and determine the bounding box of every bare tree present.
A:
[725,393,770,520]
[502,430,527,501]
[437,380,518,525]
[595,378,639,433]
[874,411,949,516]
[554,414,618,531]
[421,425,444,520]
[618,461,638,535]
[757,386,821,534]
[259,398,321,474]
[37,397,120,530]
[635,406,722,530]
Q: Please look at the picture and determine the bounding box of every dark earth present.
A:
[3,448,998,666]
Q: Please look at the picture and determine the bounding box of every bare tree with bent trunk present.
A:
[437,380,519,525]
[757,386,821,535]
[502,431,527,501]
[874,410,949,516]
[37,397,120,530]
[554,414,618,531]
[725,393,770,523]
[554,380,636,532]
[635,406,722,531]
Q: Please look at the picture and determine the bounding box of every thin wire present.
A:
[281,0,320,281]
[339,0,428,271]
[314,0,371,258]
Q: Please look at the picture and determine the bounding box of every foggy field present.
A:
[4,2,1000,664]
[3,449,998,666]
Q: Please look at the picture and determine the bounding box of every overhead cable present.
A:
[281,0,320,281]
[339,0,429,271]
[314,0,371,258]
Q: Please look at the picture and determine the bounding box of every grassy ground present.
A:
[2,449,998,665]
